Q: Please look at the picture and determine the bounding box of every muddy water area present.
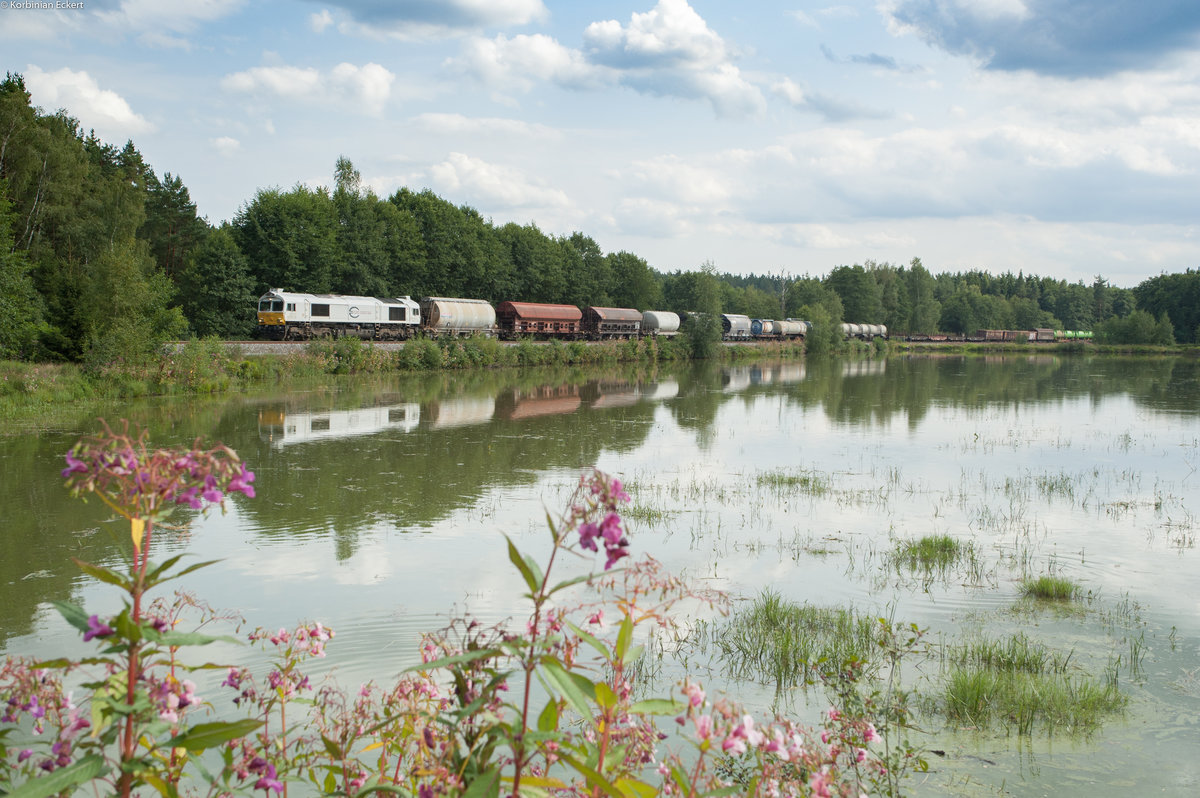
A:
[2,354,1198,795]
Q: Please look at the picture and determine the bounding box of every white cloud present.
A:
[787,10,819,28]
[622,155,734,205]
[222,62,396,115]
[96,0,243,33]
[453,0,764,118]
[453,34,602,91]
[327,0,548,40]
[610,198,693,237]
[311,9,334,33]
[211,136,241,155]
[413,113,562,140]
[24,65,152,135]
[583,0,728,69]
[583,0,764,117]
[428,152,571,210]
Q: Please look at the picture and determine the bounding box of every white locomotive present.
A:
[256,289,421,340]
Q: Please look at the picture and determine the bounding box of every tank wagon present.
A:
[256,289,420,340]
[420,297,497,337]
[496,301,583,340]
[583,307,643,339]
[640,310,680,337]
[749,319,810,340]
[722,314,752,340]
[840,322,888,340]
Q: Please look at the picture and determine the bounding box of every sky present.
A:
[5,0,1200,287]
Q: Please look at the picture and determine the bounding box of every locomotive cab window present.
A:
[389,307,406,321]
[286,303,296,311]
[260,299,284,312]
[312,304,330,317]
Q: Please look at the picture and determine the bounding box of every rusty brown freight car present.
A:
[496,301,583,339]
[583,306,643,339]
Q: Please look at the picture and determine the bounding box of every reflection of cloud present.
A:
[24,65,153,135]
[883,0,1200,76]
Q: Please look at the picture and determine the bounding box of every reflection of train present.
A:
[259,404,420,446]
[902,329,1093,343]
[257,376,689,444]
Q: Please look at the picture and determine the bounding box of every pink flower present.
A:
[693,714,714,740]
[863,722,880,743]
[82,615,114,642]
[683,681,705,708]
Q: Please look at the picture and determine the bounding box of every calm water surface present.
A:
[2,354,1198,795]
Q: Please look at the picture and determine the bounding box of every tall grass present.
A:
[711,590,884,690]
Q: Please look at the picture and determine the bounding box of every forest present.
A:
[1,72,1197,367]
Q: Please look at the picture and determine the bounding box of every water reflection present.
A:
[259,404,421,446]
[3,355,1199,651]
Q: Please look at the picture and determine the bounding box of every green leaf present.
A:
[5,754,107,798]
[461,767,500,798]
[322,733,344,760]
[565,621,611,661]
[537,699,560,732]
[615,614,633,662]
[615,777,658,798]
[72,559,131,590]
[559,754,623,798]
[50,600,91,633]
[506,537,540,595]
[594,682,618,710]
[627,698,683,716]
[145,629,240,647]
[669,764,692,796]
[539,658,594,719]
[144,553,188,583]
[699,787,744,798]
[164,719,263,752]
[546,573,594,597]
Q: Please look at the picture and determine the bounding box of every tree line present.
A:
[2,72,1197,365]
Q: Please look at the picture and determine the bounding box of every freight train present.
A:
[255,289,833,343]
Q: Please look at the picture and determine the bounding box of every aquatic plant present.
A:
[1020,575,1080,601]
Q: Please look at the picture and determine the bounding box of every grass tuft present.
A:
[1020,575,1080,601]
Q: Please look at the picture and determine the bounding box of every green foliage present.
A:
[0,183,44,359]
[799,303,843,357]
[176,227,257,338]
[1096,309,1176,345]
[826,264,883,323]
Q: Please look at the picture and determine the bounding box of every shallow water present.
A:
[2,354,1198,795]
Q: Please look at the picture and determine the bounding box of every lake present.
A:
[2,353,1198,795]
